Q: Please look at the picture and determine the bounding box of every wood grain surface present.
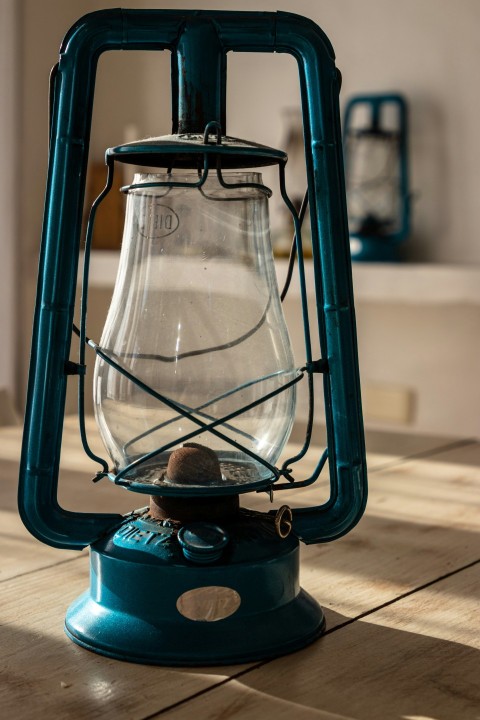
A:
[2,421,479,719]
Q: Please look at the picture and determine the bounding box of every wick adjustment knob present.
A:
[274,505,293,539]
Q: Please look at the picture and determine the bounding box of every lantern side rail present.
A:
[275,13,367,542]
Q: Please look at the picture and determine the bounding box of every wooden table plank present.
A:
[0,508,78,582]
[3,424,480,618]
[2,422,479,719]
[0,559,251,720]
[163,684,357,720]
[253,442,480,624]
[418,438,480,467]
[159,563,480,720]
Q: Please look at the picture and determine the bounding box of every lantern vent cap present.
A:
[107,133,287,169]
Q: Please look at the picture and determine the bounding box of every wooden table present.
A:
[1,417,479,719]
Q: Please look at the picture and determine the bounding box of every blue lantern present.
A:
[343,93,410,262]
[18,9,367,665]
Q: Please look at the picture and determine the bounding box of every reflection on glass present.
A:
[93,171,296,488]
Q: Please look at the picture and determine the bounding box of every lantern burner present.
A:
[165,443,223,485]
[148,443,240,523]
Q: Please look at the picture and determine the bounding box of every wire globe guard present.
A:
[18,8,368,667]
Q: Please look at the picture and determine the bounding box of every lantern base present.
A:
[64,509,325,665]
[350,235,401,262]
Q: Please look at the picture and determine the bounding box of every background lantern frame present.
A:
[343,92,410,262]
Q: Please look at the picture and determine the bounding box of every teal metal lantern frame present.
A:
[19,9,367,665]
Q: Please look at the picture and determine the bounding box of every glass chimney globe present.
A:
[93,171,296,492]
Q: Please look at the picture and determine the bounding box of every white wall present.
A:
[14,0,480,439]
[20,0,480,266]
[95,0,479,266]
[0,0,19,400]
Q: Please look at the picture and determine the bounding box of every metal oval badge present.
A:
[176,586,241,622]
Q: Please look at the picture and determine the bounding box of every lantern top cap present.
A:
[107,133,287,169]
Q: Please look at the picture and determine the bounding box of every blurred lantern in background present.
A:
[343,93,410,261]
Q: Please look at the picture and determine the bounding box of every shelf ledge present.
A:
[82,252,480,306]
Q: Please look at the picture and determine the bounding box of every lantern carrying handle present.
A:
[19,8,366,549]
